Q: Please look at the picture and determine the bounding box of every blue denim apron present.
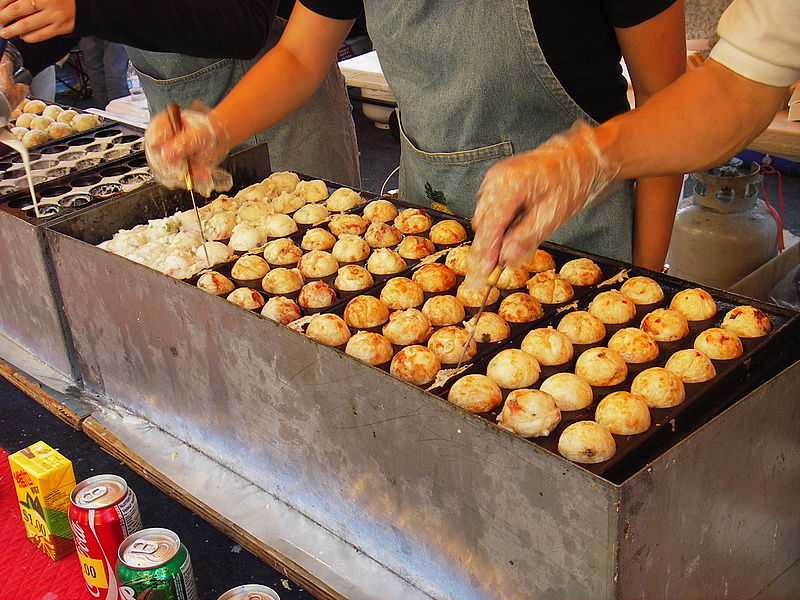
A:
[363,0,633,260]
[125,18,360,188]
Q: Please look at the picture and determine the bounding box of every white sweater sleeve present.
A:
[709,0,800,87]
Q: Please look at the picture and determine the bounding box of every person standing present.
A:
[78,36,128,108]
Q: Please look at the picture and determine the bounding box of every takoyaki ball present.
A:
[306,313,351,347]
[428,219,467,246]
[263,238,303,266]
[523,248,556,273]
[394,208,432,234]
[237,201,273,223]
[445,245,470,276]
[587,290,636,325]
[464,312,510,343]
[380,277,424,310]
[693,327,743,360]
[293,203,330,226]
[345,331,394,366]
[525,270,574,304]
[41,104,62,120]
[539,372,593,412]
[15,112,35,128]
[398,235,436,260]
[559,258,603,287]
[382,308,432,346]
[362,199,398,223]
[594,391,651,435]
[640,308,689,342]
[10,126,27,141]
[197,241,233,265]
[326,187,361,212]
[664,349,716,383]
[268,171,301,194]
[263,214,298,238]
[427,326,476,364]
[620,276,664,305]
[261,296,303,325]
[669,287,718,321]
[366,248,407,275]
[558,421,616,464]
[498,292,543,324]
[231,254,270,281]
[332,234,371,263]
[236,181,274,204]
[574,347,627,387]
[557,311,606,345]
[272,192,305,215]
[447,374,503,413]
[30,115,53,131]
[334,265,374,292]
[344,295,390,329]
[607,327,659,364]
[364,222,403,248]
[9,107,21,121]
[72,113,101,131]
[630,367,685,409]
[390,345,441,385]
[23,99,46,113]
[46,122,74,139]
[422,295,466,327]
[298,280,338,309]
[497,389,561,437]
[412,263,457,293]
[486,348,540,389]
[228,224,263,252]
[300,227,337,252]
[57,109,78,125]
[294,179,329,203]
[455,281,500,309]
[261,268,304,295]
[226,287,265,310]
[329,213,369,237]
[520,327,574,367]
[196,271,235,296]
[22,129,49,147]
[496,266,530,291]
[297,250,339,279]
[721,305,772,338]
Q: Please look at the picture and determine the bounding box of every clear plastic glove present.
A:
[467,121,619,288]
[145,103,233,198]
[0,43,28,119]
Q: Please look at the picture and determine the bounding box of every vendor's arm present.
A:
[0,0,277,59]
[145,3,353,195]
[615,0,685,271]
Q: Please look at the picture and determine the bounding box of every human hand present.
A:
[145,104,233,198]
[466,122,619,288]
[0,0,75,42]
[0,44,28,120]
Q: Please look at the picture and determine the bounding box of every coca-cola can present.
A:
[69,474,143,600]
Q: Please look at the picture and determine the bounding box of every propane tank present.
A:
[666,159,778,289]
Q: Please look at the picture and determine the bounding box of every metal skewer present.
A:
[166,103,212,268]
[455,264,504,370]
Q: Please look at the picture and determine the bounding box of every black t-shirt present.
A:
[301,0,677,123]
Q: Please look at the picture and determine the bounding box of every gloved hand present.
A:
[0,43,29,120]
[466,121,619,288]
[145,103,233,198]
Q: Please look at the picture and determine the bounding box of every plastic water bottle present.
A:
[126,61,143,97]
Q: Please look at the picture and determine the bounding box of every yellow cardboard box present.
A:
[8,440,76,560]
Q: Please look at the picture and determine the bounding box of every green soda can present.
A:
[116,527,198,600]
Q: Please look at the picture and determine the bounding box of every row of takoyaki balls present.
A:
[440,275,772,465]
[8,98,101,147]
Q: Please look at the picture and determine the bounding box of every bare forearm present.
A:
[632,174,683,270]
[596,59,787,180]
[209,6,352,150]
